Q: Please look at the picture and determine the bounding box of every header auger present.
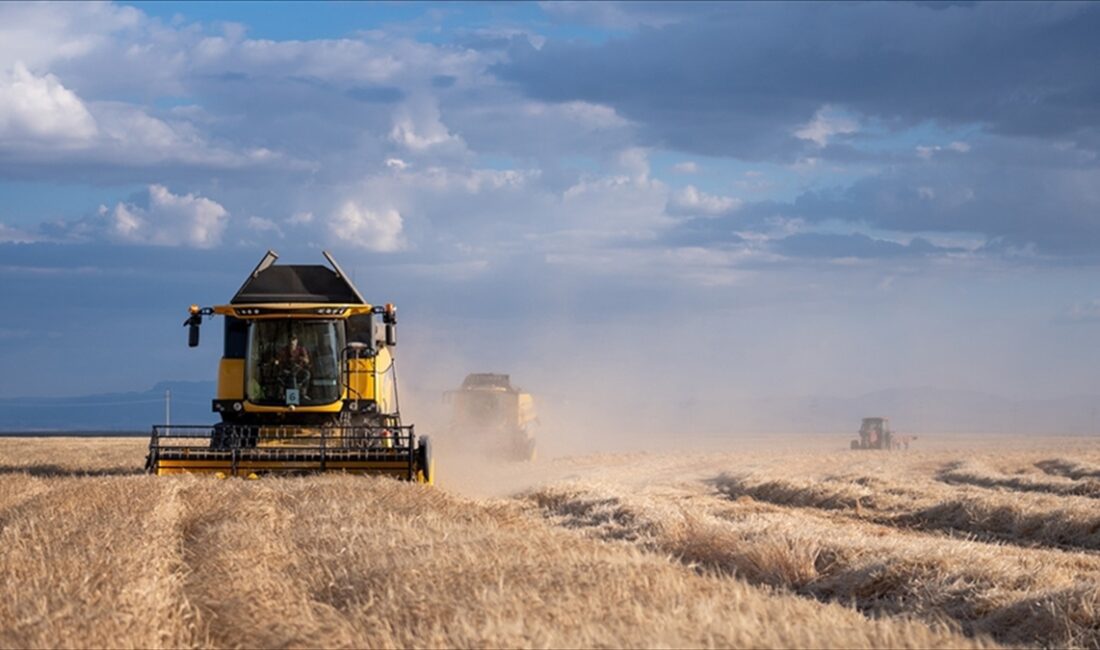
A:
[146,250,433,482]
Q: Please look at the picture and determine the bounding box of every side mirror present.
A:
[184,311,203,347]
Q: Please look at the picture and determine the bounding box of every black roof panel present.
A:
[231,264,365,304]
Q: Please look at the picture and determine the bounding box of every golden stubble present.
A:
[5,434,1096,649]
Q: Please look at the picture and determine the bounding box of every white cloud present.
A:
[0,3,140,71]
[615,147,651,182]
[328,201,406,252]
[0,222,39,243]
[247,216,283,238]
[917,141,972,159]
[794,105,858,147]
[108,185,228,248]
[287,211,314,225]
[672,161,698,174]
[385,157,409,171]
[389,97,465,153]
[0,62,97,146]
[667,185,741,216]
[0,62,304,170]
[521,100,628,129]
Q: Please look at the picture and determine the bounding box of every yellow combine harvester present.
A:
[447,373,537,461]
[145,250,433,482]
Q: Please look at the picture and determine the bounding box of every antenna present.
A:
[165,388,171,431]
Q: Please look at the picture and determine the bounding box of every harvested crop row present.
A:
[716,471,1100,552]
[528,482,1100,649]
[0,470,981,649]
[938,460,1100,498]
[0,478,203,648]
[1036,458,1100,481]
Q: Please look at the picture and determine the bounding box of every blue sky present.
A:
[2,1,1100,416]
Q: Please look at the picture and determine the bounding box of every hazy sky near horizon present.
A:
[2,1,1100,408]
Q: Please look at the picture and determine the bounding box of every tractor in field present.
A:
[446,373,537,461]
[145,250,433,482]
[850,417,916,450]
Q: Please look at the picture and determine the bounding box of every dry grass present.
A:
[0,437,981,649]
[938,459,1100,498]
[522,440,1100,649]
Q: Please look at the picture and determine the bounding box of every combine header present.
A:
[146,250,432,482]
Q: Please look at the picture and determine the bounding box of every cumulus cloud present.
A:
[107,185,228,248]
[0,62,97,146]
[328,201,406,252]
[0,2,141,71]
[793,105,858,147]
[389,97,466,153]
[667,185,741,216]
[246,216,283,238]
[499,3,1100,159]
[0,222,39,244]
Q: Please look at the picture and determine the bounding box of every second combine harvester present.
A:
[146,250,433,482]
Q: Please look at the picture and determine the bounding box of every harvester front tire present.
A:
[417,436,433,485]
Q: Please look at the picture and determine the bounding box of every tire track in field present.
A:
[0,474,52,529]
[0,477,193,648]
[174,479,360,649]
[116,479,206,648]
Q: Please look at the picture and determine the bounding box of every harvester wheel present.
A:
[417,436,433,485]
[850,440,861,450]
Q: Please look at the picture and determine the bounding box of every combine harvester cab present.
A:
[146,250,433,483]
[850,417,916,450]
[447,373,537,461]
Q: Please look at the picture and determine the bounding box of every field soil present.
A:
[2,434,1099,648]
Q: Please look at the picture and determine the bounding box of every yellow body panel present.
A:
[212,305,401,416]
[243,401,344,414]
[348,356,375,403]
[217,359,245,400]
[155,458,422,479]
[213,303,374,319]
[517,392,537,428]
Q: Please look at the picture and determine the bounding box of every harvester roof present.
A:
[230,251,366,304]
[461,373,515,391]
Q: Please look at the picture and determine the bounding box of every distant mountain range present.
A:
[1,381,1097,435]
[0,381,215,432]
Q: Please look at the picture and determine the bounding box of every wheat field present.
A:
[2,435,1100,648]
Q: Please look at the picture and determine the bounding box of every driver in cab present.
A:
[275,334,311,395]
